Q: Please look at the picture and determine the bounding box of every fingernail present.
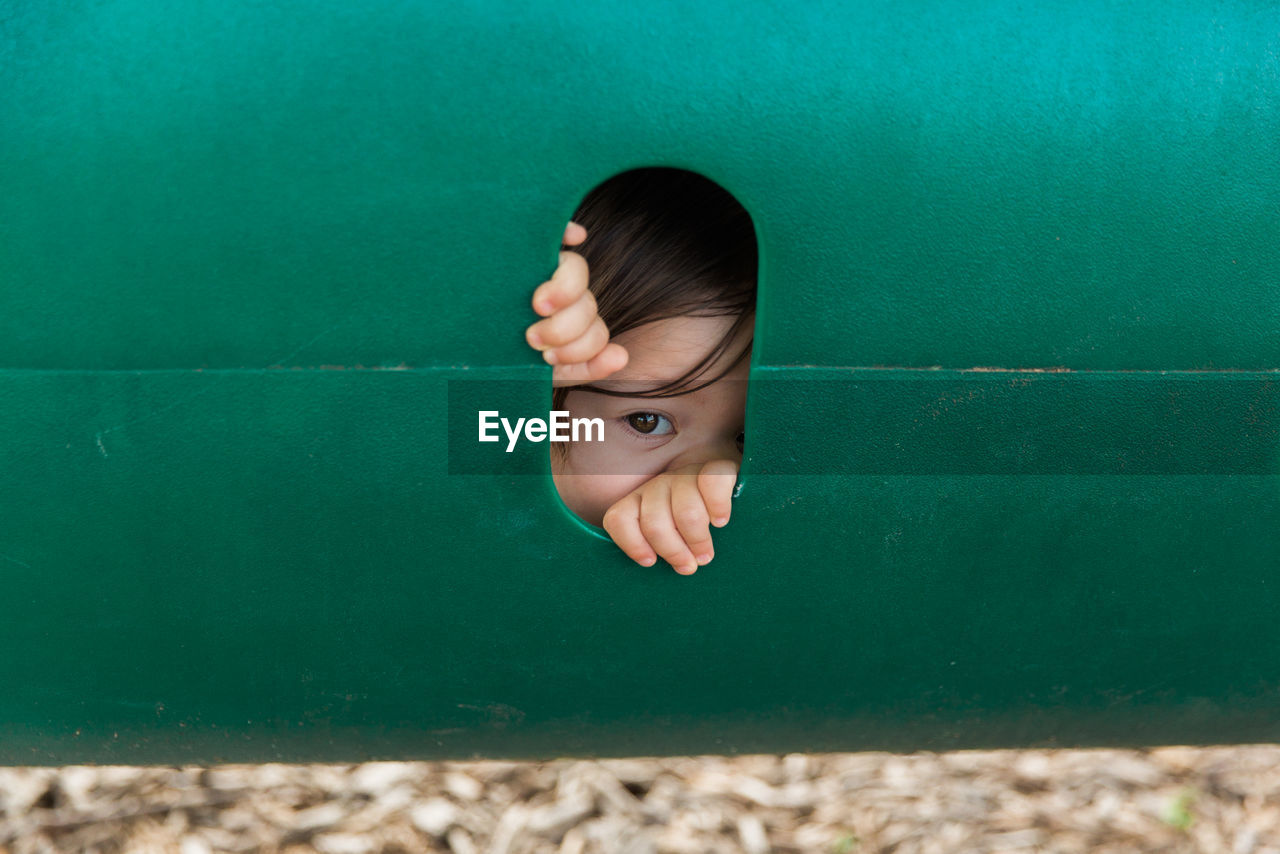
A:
[677,564,698,575]
[536,298,553,315]
[543,350,558,365]
[712,516,729,527]
[640,555,656,567]
[528,331,543,348]
[695,552,713,565]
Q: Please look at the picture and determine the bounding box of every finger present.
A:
[670,474,715,566]
[601,495,656,567]
[697,459,739,527]
[552,342,629,386]
[544,315,609,366]
[527,291,599,353]
[562,221,587,247]
[531,251,589,317]
[638,483,699,575]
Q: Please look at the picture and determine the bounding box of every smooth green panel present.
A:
[2,1,1279,763]
[2,0,1277,370]
[3,369,1279,763]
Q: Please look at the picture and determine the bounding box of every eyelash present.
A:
[620,411,675,439]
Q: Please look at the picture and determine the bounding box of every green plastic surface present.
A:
[2,1,1278,764]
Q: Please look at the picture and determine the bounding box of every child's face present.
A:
[551,314,751,527]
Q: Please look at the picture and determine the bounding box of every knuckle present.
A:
[569,296,595,328]
[651,539,682,560]
[539,325,565,347]
[559,252,586,282]
[557,341,588,363]
[638,510,664,533]
[674,507,708,529]
[601,503,628,528]
[639,519,673,546]
[601,514,628,539]
[549,312,579,341]
[585,322,609,352]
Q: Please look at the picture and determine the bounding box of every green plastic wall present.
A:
[2,1,1278,764]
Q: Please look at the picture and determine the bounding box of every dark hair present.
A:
[552,167,757,411]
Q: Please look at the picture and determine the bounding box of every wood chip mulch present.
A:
[2,746,1280,853]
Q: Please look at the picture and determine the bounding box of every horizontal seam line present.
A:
[754,367,1280,374]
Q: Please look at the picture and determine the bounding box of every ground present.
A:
[2,746,1279,853]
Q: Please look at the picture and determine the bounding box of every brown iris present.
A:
[627,413,662,433]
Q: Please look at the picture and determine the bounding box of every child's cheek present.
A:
[551,425,672,526]
[552,453,657,527]
[550,446,616,525]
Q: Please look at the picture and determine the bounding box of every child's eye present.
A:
[625,412,674,436]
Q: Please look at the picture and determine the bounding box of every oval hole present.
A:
[543,167,760,556]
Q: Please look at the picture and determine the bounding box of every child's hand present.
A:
[527,222,629,386]
[601,459,739,575]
